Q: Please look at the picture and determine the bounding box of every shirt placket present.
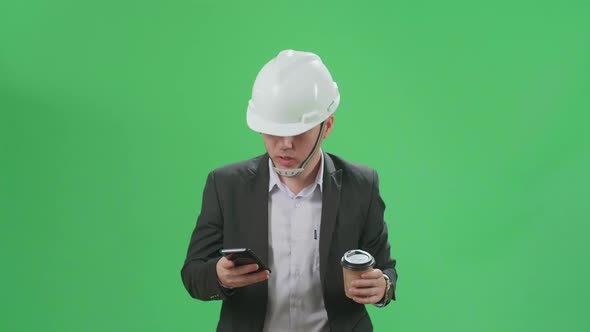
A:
[289,195,303,330]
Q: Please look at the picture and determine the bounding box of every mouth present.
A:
[276,156,296,167]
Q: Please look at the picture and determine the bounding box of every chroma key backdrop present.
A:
[1,0,589,331]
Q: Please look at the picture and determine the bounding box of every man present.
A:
[181,50,397,331]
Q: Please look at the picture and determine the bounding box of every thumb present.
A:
[220,257,235,269]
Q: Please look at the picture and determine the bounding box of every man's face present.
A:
[262,116,334,169]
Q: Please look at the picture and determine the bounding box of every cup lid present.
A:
[340,249,375,271]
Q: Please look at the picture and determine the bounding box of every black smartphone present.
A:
[220,248,271,273]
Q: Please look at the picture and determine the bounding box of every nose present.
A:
[278,136,294,150]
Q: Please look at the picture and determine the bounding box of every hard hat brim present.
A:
[246,108,324,137]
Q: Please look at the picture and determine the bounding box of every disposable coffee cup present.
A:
[340,249,375,299]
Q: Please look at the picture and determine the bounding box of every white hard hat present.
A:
[247,49,340,137]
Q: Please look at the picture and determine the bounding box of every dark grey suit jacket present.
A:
[181,152,397,331]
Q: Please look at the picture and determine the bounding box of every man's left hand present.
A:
[349,268,386,304]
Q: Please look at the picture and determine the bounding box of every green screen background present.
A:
[1,0,589,331]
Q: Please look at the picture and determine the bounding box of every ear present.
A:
[323,115,335,139]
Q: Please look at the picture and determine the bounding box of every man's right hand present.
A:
[216,256,270,288]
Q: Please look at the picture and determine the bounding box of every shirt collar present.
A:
[268,149,324,193]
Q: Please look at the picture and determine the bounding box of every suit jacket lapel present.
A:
[242,154,270,330]
[319,152,342,286]
[247,154,270,265]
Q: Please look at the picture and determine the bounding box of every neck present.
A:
[279,150,322,195]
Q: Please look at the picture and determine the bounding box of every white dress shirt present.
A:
[263,152,330,332]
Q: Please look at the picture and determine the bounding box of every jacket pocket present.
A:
[352,311,373,332]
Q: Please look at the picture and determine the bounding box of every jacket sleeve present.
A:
[180,171,231,301]
[360,169,398,304]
